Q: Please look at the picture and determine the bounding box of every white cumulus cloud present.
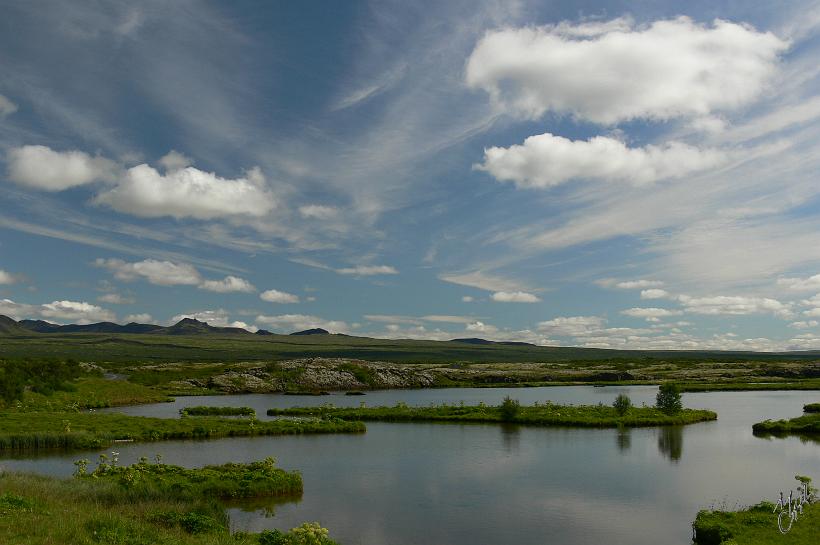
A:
[6,145,118,191]
[679,295,792,317]
[621,307,683,322]
[491,291,541,303]
[95,258,201,286]
[124,313,153,323]
[260,289,300,304]
[94,164,274,219]
[199,275,256,293]
[479,133,726,188]
[40,300,115,324]
[537,316,605,336]
[777,274,820,291]
[466,17,788,124]
[641,289,670,299]
[98,293,135,304]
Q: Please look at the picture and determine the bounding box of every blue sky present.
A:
[3,0,820,350]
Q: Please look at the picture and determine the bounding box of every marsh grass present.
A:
[803,403,820,413]
[0,471,337,545]
[267,402,717,427]
[180,406,255,417]
[753,413,820,435]
[0,411,365,452]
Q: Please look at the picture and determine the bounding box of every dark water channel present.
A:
[2,386,819,545]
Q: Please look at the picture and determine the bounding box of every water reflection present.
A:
[224,495,301,519]
[499,423,521,453]
[657,426,683,462]
[616,426,631,453]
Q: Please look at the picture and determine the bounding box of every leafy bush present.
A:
[499,396,520,421]
[656,383,683,415]
[259,523,338,545]
[0,359,81,405]
[612,394,632,416]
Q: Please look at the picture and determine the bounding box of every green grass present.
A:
[679,381,820,392]
[79,457,302,499]
[0,470,339,545]
[693,501,820,544]
[267,402,718,428]
[804,403,820,413]
[8,377,171,411]
[0,410,365,452]
[753,413,820,435]
[180,406,255,417]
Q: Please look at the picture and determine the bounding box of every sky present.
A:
[2,0,820,351]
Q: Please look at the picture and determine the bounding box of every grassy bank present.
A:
[753,413,820,435]
[693,501,820,544]
[267,402,717,428]
[10,377,171,411]
[0,411,365,452]
[804,403,820,413]
[0,468,338,545]
[678,381,820,392]
[180,406,255,417]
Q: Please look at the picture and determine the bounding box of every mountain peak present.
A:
[290,328,330,336]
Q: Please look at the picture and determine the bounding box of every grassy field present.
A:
[267,402,718,428]
[693,501,820,544]
[0,468,338,545]
[3,330,820,365]
[0,410,365,452]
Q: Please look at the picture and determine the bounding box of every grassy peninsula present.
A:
[0,459,338,545]
[267,401,717,428]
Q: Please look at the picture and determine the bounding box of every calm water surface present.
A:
[2,386,819,545]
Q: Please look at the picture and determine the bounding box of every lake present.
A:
[1,386,818,545]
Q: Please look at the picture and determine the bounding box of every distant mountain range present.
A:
[0,315,535,345]
[0,315,336,337]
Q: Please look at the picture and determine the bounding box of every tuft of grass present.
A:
[753,412,820,435]
[267,402,717,428]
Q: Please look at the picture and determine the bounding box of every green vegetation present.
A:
[679,381,820,392]
[0,358,81,404]
[0,469,338,545]
[267,401,717,428]
[11,377,170,411]
[0,411,365,452]
[499,396,520,421]
[613,393,632,416]
[656,383,683,415]
[693,477,819,544]
[77,456,302,499]
[804,403,820,413]
[180,406,256,417]
[753,412,820,435]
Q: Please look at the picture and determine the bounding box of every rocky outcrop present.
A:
[206,358,436,394]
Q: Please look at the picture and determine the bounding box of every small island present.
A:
[268,399,717,428]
